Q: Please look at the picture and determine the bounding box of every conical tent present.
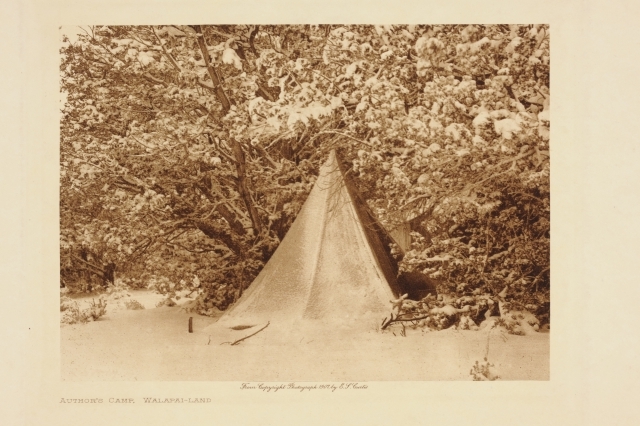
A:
[215,150,402,328]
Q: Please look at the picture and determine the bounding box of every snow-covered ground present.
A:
[61,290,549,381]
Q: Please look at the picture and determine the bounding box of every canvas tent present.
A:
[387,209,434,254]
[389,222,412,253]
[214,150,406,329]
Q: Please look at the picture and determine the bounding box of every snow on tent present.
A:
[206,150,436,342]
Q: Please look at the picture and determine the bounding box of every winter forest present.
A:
[60,24,550,331]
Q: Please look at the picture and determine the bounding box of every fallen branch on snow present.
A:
[221,321,270,346]
[381,313,431,330]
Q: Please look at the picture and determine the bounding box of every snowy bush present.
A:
[61,297,108,325]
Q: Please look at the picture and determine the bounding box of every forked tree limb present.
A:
[71,254,105,278]
[151,26,182,72]
[381,314,430,330]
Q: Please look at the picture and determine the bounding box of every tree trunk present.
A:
[194,219,242,255]
[103,262,116,286]
[229,139,262,235]
[193,25,232,113]
[195,182,247,236]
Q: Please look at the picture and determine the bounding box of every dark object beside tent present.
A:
[397,270,438,300]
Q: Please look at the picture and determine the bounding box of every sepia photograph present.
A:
[9,0,640,423]
[59,24,550,381]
